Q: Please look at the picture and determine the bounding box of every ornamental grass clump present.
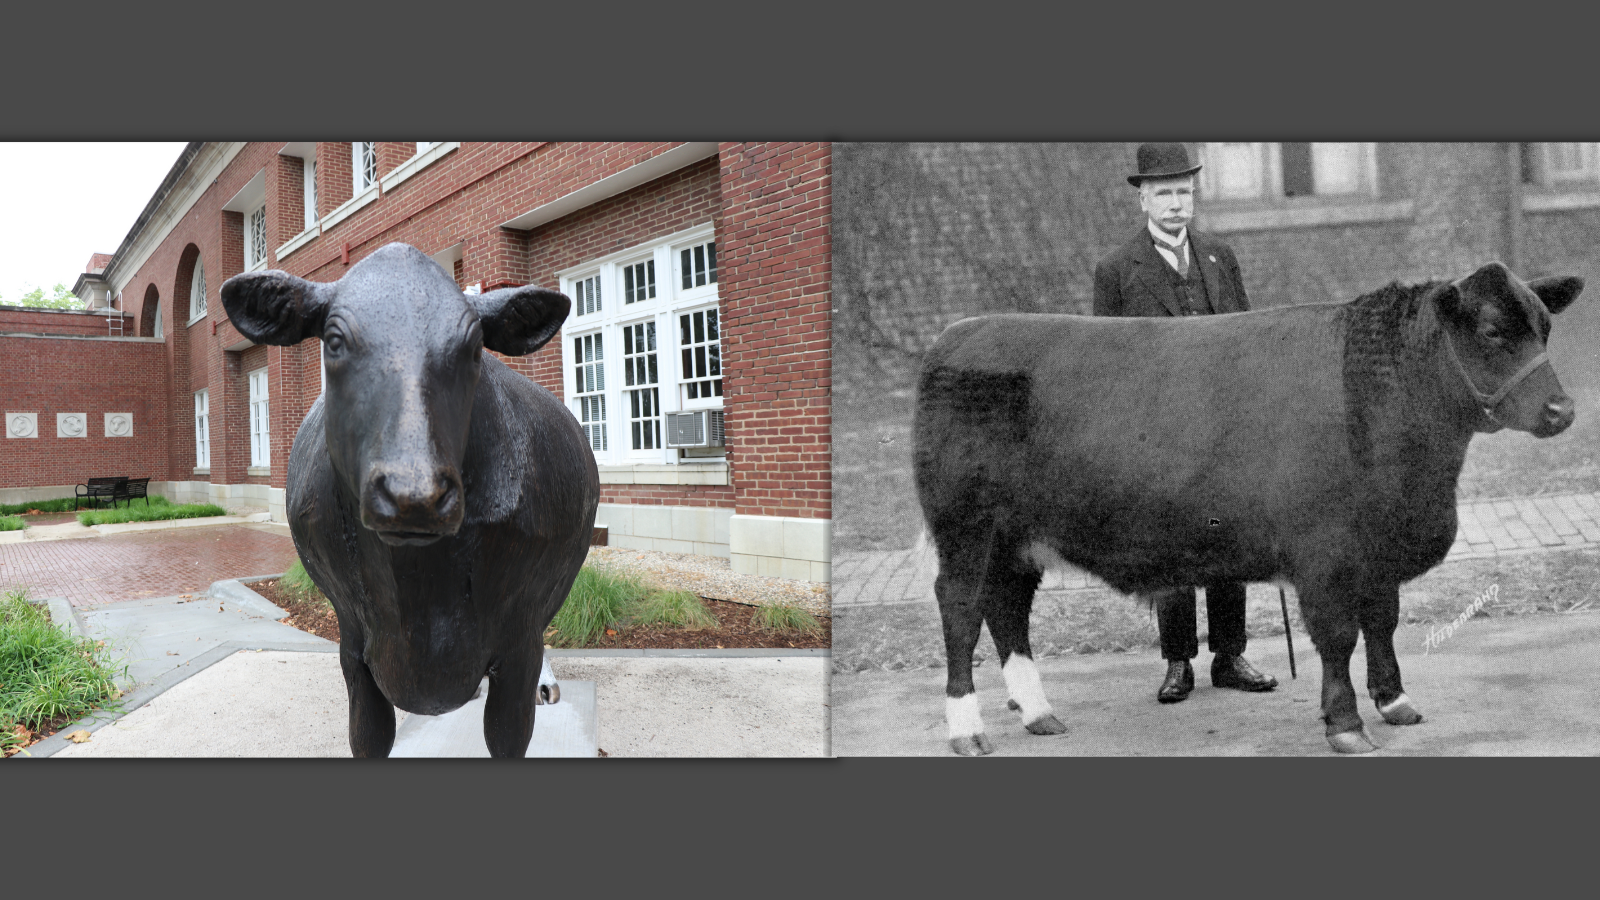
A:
[631,590,719,631]
[278,560,328,605]
[76,496,227,526]
[0,517,22,532]
[0,588,123,757]
[545,565,645,648]
[751,602,823,636]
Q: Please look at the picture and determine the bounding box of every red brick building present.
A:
[1,142,832,582]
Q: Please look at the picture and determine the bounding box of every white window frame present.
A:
[245,202,269,272]
[1199,142,1377,202]
[304,158,318,229]
[354,142,378,193]
[557,223,722,466]
[194,389,210,469]
[188,257,207,323]
[248,367,270,468]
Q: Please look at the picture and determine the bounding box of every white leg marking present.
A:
[537,656,561,705]
[946,694,985,742]
[1001,655,1053,725]
[1378,693,1411,716]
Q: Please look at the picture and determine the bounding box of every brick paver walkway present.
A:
[834,491,1600,607]
[0,524,297,608]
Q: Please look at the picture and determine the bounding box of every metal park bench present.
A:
[75,477,127,510]
[121,477,151,508]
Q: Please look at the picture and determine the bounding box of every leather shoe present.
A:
[1157,660,1194,704]
[1211,654,1277,692]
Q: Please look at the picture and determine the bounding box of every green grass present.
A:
[0,517,22,532]
[545,565,647,648]
[631,590,719,630]
[1,588,124,757]
[0,498,84,516]
[752,603,823,635]
[76,496,226,526]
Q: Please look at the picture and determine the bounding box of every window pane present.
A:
[707,309,718,340]
[707,243,717,283]
[1207,142,1266,200]
[695,346,706,378]
[693,311,704,343]
[694,246,706,286]
[681,249,692,290]
[1310,143,1363,196]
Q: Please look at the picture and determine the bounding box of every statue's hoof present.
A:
[1025,714,1067,735]
[536,682,561,706]
[1327,726,1378,754]
[950,734,996,757]
[1378,693,1422,725]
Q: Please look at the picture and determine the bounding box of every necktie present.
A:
[1157,239,1188,277]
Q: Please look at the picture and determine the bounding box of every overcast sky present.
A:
[0,142,190,304]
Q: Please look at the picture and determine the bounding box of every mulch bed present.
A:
[246,581,829,650]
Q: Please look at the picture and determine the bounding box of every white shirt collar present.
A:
[1147,219,1188,248]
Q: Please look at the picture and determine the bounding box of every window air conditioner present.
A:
[664,409,725,448]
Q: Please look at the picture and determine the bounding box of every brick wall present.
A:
[0,336,169,489]
[716,142,832,520]
[0,307,132,336]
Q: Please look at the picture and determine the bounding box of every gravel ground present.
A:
[584,546,832,617]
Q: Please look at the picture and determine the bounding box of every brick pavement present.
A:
[834,491,1600,607]
[0,524,297,608]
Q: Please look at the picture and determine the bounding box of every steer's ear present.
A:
[220,271,331,345]
[469,286,570,356]
[1528,275,1584,315]
[1441,262,1517,323]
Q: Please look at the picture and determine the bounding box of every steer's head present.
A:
[220,243,569,546]
[1437,262,1584,437]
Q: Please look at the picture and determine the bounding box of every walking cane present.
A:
[1279,586,1297,679]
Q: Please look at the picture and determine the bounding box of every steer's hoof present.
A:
[1378,693,1422,725]
[1327,726,1379,754]
[1024,714,1067,735]
[950,734,996,757]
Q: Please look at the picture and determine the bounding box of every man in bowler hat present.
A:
[1092,142,1279,704]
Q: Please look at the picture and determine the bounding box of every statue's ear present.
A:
[220,270,331,345]
[468,285,570,356]
[1528,275,1584,315]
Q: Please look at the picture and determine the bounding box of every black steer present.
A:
[913,262,1583,755]
[221,243,599,758]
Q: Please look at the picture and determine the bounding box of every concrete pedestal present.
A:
[390,678,598,758]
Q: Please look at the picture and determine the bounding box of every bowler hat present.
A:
[1127,142,1202,186]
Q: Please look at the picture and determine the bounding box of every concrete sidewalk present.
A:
[831,610,1600,756]
[25,579,828,758]
[834,490,1600,607]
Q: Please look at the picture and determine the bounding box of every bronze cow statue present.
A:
[222,243,599,757]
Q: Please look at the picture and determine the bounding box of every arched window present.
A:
[190,257,207,320]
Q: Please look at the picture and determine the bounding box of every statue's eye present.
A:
[324,332,344,355]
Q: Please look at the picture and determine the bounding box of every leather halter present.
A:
[1440,328,1551,429]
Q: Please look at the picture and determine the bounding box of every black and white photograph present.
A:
[830,142,1600,756]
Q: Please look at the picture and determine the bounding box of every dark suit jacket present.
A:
[1093,226,1250,318]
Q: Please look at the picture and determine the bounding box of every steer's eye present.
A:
[324,332,344,356]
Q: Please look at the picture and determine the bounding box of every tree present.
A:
[13,283,85,310]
